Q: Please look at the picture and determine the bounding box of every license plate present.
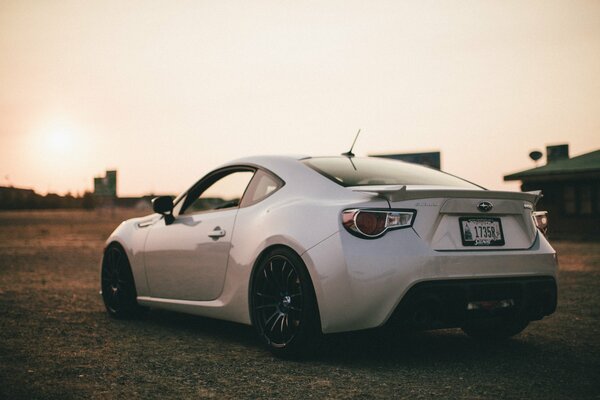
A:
[459,217,505,246]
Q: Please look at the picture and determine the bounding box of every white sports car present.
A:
[101,155,557,356]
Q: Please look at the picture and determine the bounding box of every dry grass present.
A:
[0,209,599,399]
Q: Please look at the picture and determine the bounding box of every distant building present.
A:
[94,170,117,197]
[0,186,37,209]
[504,144,600,238]
[93,170,117,207]
[370,151,441,170]
[0,186,81,209]
[90,169,165,210]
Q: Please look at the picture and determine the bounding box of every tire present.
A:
[101,243,142,319]
[250,248,322,358]
[462,316,529,340]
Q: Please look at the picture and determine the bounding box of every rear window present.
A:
[302,157,481,189]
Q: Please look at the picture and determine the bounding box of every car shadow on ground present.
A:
[120,307,556,366]
[318,328,537,364]
[122,308,259,347]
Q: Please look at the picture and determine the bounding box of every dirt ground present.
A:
[0,209,598,399]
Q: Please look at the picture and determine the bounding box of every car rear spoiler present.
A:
[350,185,543,205]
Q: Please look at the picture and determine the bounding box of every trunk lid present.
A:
[350,185,540,250]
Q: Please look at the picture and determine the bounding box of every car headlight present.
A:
[342,209,415,239]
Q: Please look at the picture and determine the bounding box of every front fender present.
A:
[102,214,159,297]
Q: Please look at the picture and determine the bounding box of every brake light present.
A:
[533,211,549,236]
[342,209,415,238]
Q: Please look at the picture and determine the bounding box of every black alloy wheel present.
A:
[101,243,141,318]
[251,248,321,357]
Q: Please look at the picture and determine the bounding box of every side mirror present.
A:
[152,196,174,224]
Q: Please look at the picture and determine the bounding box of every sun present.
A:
[46,125,74,153]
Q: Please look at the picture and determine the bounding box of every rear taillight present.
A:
[342,209,415,239]
[533,211,549,236]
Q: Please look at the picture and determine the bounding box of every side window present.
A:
[240,170,284,207]
[183,170,254,215]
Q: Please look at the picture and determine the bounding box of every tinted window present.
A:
[302,157,481,188]
[240,170,284,207]
[183,170,254,214]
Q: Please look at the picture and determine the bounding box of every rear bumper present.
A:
[388,276,557,330]
[302,229,558,334]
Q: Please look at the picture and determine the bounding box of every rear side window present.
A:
[302,157,481,189]
[240,169,284,207]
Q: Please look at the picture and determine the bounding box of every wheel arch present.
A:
[100,239,143,318]
[247,244,323,333]
[101,240,140,296]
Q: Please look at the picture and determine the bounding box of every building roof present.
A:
[504,149,600,181]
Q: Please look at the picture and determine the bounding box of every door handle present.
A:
[208,227,226,239]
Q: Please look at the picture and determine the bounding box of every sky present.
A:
[1,0,599,196]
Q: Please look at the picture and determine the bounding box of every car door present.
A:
[143,168,255,301]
